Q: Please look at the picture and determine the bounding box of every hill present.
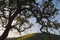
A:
[17,32,60,40]
[6,32,60,40]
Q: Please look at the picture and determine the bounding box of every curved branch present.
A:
[13,24,33,33]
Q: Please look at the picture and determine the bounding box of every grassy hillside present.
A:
[6,33,60,40]
[17,33,60,40]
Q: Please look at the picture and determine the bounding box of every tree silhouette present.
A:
[0,0,60,40]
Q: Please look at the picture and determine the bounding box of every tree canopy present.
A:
[0,0,60,40]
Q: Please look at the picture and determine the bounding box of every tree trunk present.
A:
[0,9,21,40]
[0,20,12,40]
[0,27,11,40]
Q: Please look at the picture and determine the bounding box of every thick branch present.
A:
[0,8,21,40]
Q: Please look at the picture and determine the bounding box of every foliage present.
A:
[0,0,60,40]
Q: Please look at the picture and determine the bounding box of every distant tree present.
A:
[0,0,60,40]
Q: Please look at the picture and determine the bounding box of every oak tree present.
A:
[0,0,60,40]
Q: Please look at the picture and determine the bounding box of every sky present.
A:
[21,0,60,36]
[0,0,60,38]
[18,0,60,36]
[53,0,60,22]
